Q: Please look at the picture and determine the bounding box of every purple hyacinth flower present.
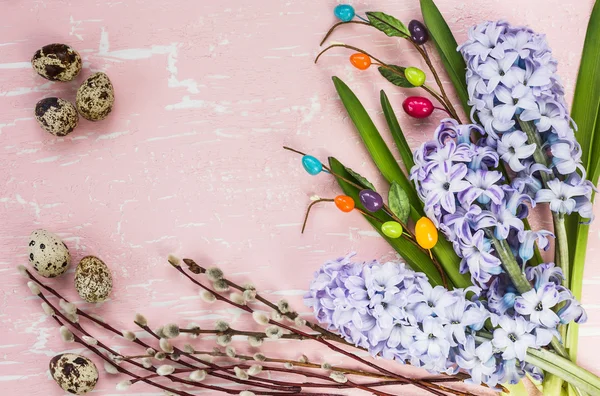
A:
[455,336,497,386]
[496,131,536,172]
[441,299,490,346]
[535,179,590,214]
[514,282,560,328]
[458,20,506,62]
[492,315,536,361]
[498,358,525,385]
[525,262,563,289]
[520,99,566,133]
[425,140,472,170]
[512,162,550,196]
[492,85,538,122]
[460,169,505,206]
[557,294,588,325]
[477,51,521,93]
[517,229,553,262]
[410,316,451,361]
[421,162,470,213]
[551,141,583,175]
[457,229,503,286]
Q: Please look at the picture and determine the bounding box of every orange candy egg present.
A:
[334,195,355,212]
[349,53,372,70]
[415,217,438,249]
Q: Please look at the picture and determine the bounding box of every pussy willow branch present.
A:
[25,270,339,395]
[187,348,461,384]
[136,324,319,393]
[282,146,449,287]
[173,260,472,396]
[318,21,462,122]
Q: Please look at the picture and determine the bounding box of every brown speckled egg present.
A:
[31,43,82,82]
[35,97,79,136]
[49,353,98,395]
[76,72,114,121]
[75,256,113,303]
[28,229,71,278]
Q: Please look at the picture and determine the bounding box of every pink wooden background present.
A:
[1,0,598,394]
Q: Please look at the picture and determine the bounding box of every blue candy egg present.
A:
[334,4,355,22]
[302,155,323,175]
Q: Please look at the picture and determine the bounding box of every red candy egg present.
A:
[402,96,434,119]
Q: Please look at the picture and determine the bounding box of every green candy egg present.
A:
[381,221,403,239]
[405,67,426,87]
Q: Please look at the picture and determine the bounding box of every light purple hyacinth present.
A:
[459,20,594,220]
[305,254,502,385]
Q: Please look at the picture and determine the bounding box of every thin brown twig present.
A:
[319,20,372,46]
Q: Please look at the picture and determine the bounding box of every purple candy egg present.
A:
[359,189,384,212]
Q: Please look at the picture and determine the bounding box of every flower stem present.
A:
[524,347,600,395]
[488,232,532,294]
[554,214,570,287]
[518,119,570,286]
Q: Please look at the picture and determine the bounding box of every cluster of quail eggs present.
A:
[32,43,115,136]
[28,229,113,394]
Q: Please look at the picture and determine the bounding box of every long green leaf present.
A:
[565,0,600,362]
[572,0,600,182]
[332,76,423,220]
[380,90,416,172]
[419,0,469,114]
[330,157,445,286]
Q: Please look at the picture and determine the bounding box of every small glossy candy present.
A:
[334,4,355,22]
[405,67,426,87]
[403,96,434,118]
[334,195,355,212]
[359,189,383,212]
[302,155,322,175]
[381,221,403,239]
[350,53,371,70]
[415,217,438,249]
[408,20,429,45]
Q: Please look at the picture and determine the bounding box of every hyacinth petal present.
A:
[538,309,560,328]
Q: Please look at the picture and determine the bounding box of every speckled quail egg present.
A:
[76,72,114,121]
[28,229,71,278]
[35,97,79,136]
[74,256,113,303]
[49,353,98,395]
[31,43,82,82]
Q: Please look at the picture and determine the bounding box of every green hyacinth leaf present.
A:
[419,0,470,114]
[380,90,416,172]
